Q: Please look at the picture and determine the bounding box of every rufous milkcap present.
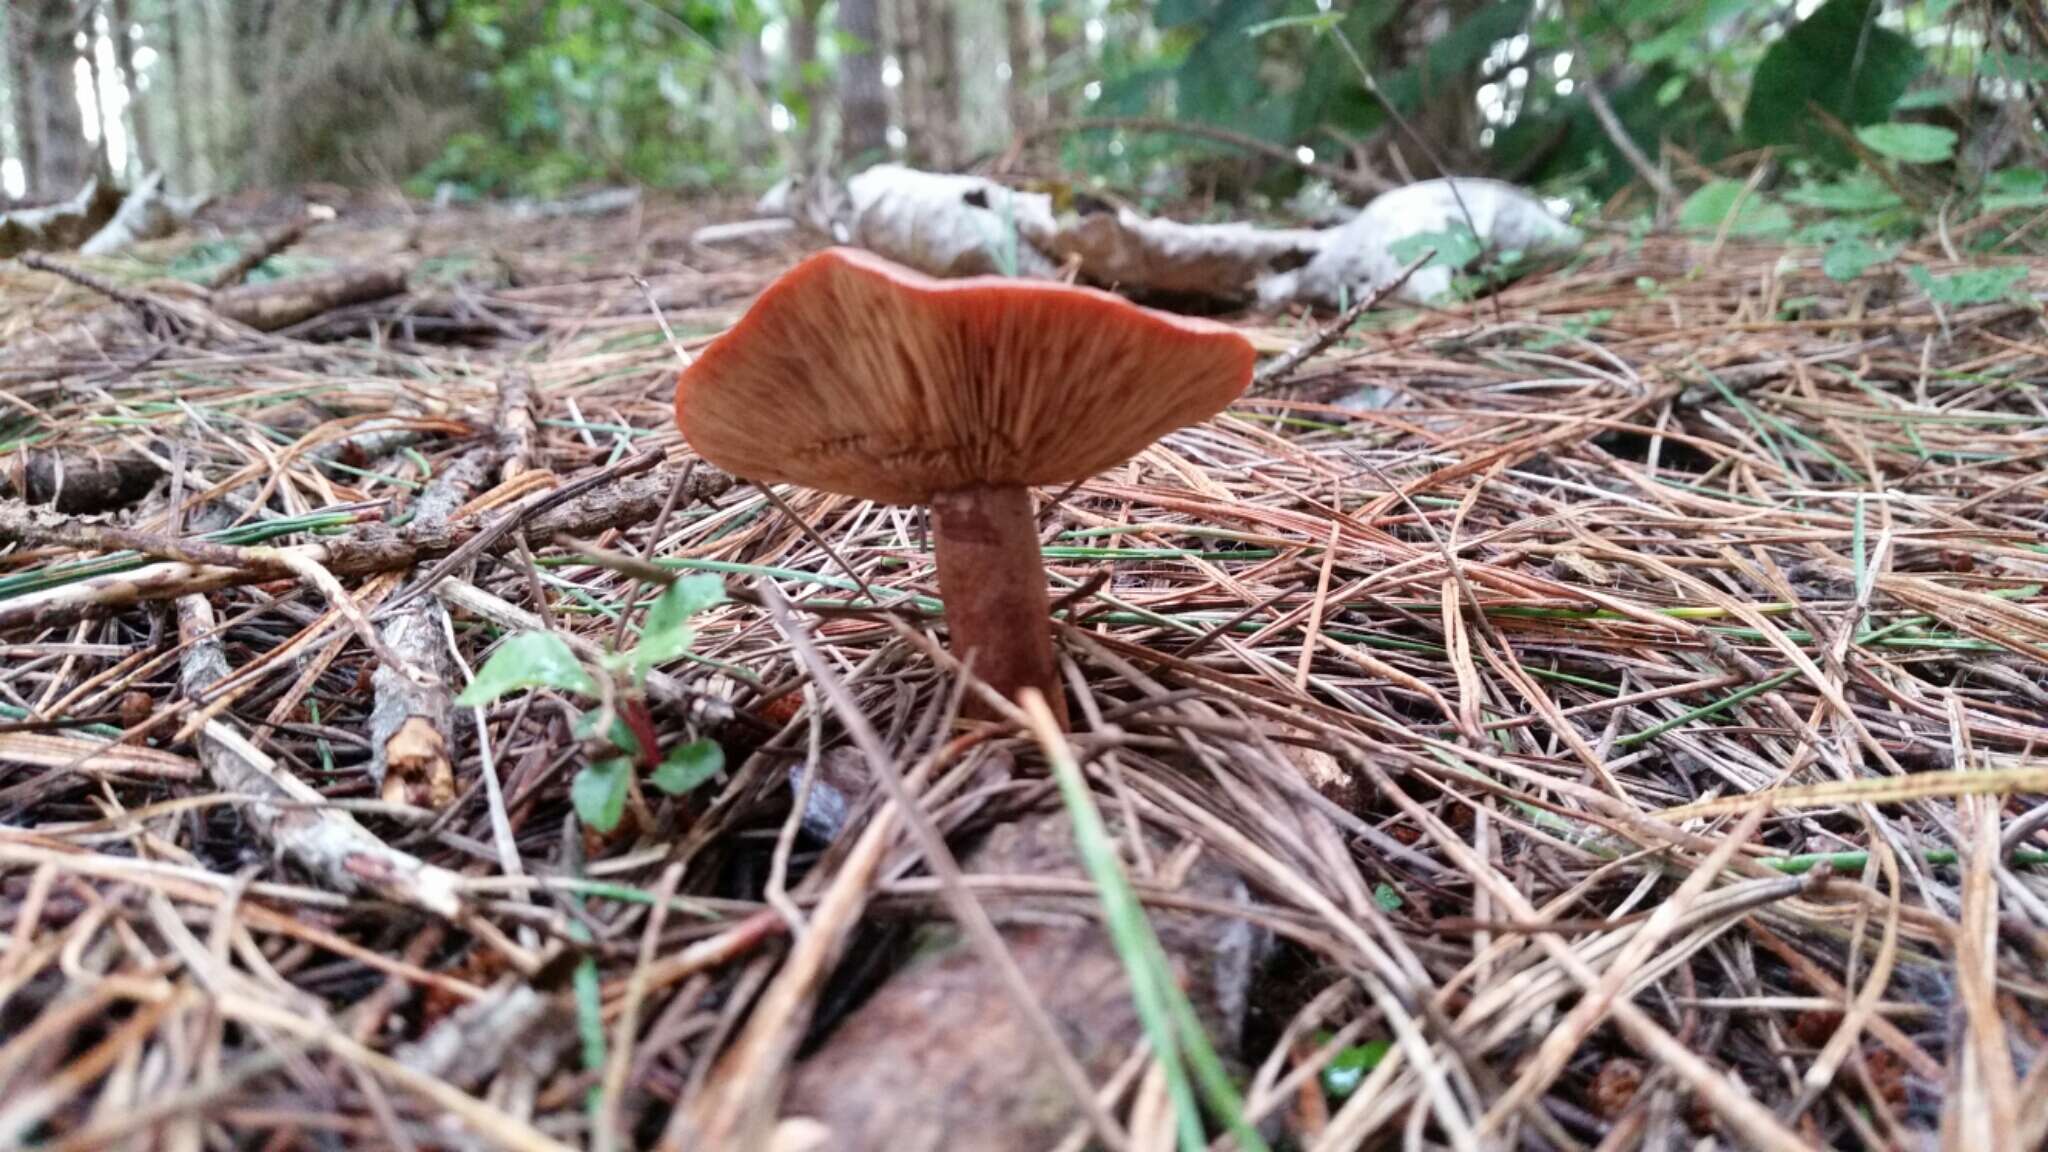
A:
[674,247,1255,505]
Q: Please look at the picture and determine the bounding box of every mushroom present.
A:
[675,247,1254,728]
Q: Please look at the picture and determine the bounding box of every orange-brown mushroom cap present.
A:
[674,247,1255,506]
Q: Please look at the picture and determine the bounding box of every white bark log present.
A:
[787,167,1579,308]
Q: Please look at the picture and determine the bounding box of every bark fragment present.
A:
[368,448,494,808]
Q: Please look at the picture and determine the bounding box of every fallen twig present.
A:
[1252,252,1432,389]
[175,595,466,918]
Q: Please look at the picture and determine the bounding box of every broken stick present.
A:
[177,595,466,918]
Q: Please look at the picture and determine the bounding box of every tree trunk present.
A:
[28,0,89,197]
[887,0,926,163]
[836,0,886,165]
[6,4,46,197]
[788,0,824,175]
[82,0,115,178]
[733,17,774,168]
[1000,0,1035,139]
[233,0,269,96]
[248,0,307,185]
[108,0,152,174]
[1039,0,1072,121]
[201,0,237,187]
[164,0,199,191]
[907,0,959,168]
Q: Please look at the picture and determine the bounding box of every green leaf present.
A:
[1822,238,1895,281]
[571,758,632,832]
[1986,49,2048,84]
[1890,88,1957,112]
[1387,224,1482,271]
[1372,883,1403,912]
[1320,1037,1392,1098]
[1855,122,1955,164]
[571,945,606,1096]
[634,575,725,678]
[1243,12,1342,37]
[1042,715,1269,1152]
[571,708,642,759]
[457,632,598,706]
[1794,216,1877,245]
[1984,168,2048,212]
[649,740,724,795]
[1907,265,2028,307]
[1782,172,1903,213]
[1677,180,1793,238]
[1741,0,1921,167]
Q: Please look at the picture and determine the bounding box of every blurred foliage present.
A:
[398,0,2045,266]
[1741,0,1921,166]
[257,26,470,188]
[413,0,767,199]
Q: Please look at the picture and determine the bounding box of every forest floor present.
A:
[3,190,2047,1151]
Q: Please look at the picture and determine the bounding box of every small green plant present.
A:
[1854,122,1957,166]
[1907,264,2030,309]
[1316,1033,1392,1099]
[1386,224,1544,302]
[456,574,729,833]
[1677,180,1793,239]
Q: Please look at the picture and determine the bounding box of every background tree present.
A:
[913,0,960,167]
[26,0,89,196]
[107,0,154,177]
[786,0,825,172]
[0,0,2040,224]
[5,5,46,198]
[1001,0,1037,136]
[199,0,239,186]
[162,0,200,192]
[1039,0,1073,123]
[837,0,888,163]
[889,0,928,164]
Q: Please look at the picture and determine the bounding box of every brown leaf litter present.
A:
[2,195,2046,1150]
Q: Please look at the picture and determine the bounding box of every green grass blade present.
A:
[1026,693,1270,1152]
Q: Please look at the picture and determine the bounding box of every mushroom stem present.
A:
[930,485,1068,730]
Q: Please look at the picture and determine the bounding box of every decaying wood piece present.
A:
[779,809,1264,1151]
[0,447,163,514]
[1048,207,1321,299]
[209,259,412,331]
[780,164,1580,307]
[690,217,799,248]
[0,180,125,257]
[79,171,183,255]
[176,595,466,918]
[368,448,494,809]
[1258,177,1583,307]
[840,166,1063,278]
